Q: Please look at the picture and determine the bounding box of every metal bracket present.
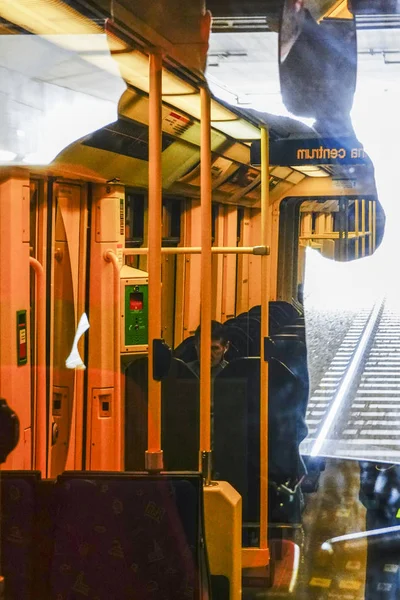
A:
[253,245,270,255]
[201,451,217,486]
[145,450,164,472]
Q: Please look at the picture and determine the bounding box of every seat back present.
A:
[213,358,260,521]
[125,358,201,472]
[214,358,306,527]
[50,472,210,600]
[268,358,307,483]
[0,471,41,599]
[174,336,197,363]
[234,317,261,356]
[281,324,306,342]
[162,359,200,471]
[268,336,309,390]
[271,300,303,320]
[125,357,149,470]
[223,325,253,360]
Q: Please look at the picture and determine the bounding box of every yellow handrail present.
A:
[199,86,213,482]
[368,200,373,255]
[259,126,270,558]
[145,51,164,472]
[361,199,366,257]
[355,199,359,259]
[124,246,269,256]
[372,200,376,253]
[242,126,271,569]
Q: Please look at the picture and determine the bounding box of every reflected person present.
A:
[187,320,230,379]
[280,0,357,138]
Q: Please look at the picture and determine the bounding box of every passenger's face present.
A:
[195,338,229,366]
[211,339,228,366]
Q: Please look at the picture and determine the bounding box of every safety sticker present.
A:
[309,577,332,588]
[384,564,399,573]
[163,111,193,136]
[339,580,361,590]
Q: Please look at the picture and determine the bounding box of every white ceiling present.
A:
[206,26,400,120]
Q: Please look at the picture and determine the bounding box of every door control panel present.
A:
[120,266,148,353]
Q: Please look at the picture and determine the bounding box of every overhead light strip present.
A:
[0,1,261,145]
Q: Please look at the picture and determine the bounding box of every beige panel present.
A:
[302,213,313,236]
[161,253,175,346]
[23,427,32,469]
[95,196,123,243]
[269,203,280,301]
[212,205,224,322]
[222,206,237,321]
[183,199,201,337]
[297,245,307,286]
[161,202,174,346]
[87,184,125,470]
[22,185,30,243]
[174,204,188,346]
[139,196,148,273]
[248,210,261,308]
[236,208,251,314]
[315,213,326,235]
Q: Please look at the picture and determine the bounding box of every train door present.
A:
[31,180,89,477]
[50,182,88,476]
[29,178,46,473]
[161,198,181,348]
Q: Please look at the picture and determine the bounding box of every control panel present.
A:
[120,265,148,353]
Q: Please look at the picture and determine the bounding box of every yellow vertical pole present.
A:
[368,200,373,255]
[199,86,212,480]
[372,200,376,253]
[260,127,270,557]
[145,52,163,472]
[315,213,325,235]
[361,199,366,258]
[302,213,312,247]
[354,200,359,259]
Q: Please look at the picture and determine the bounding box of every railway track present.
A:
[301,297,400,463]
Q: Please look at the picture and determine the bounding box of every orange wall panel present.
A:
[0,174,31,469]
[86,184,125,470]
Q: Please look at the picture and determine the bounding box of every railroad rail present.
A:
[301,297,400,463]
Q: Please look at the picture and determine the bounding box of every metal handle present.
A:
[104,250,122,469]
[29,257,47,475]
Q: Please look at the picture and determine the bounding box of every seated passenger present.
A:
[187,320,229,379]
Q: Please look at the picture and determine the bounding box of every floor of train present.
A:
[246,458,381,600]
[296,459,367,600]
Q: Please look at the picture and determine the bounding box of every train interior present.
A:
[1,0,400,598]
